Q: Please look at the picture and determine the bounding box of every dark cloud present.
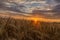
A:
[54,0,60,3]
[53,4,60,12]
[52,4,60,17]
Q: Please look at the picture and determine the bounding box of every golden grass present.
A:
[0,16,60,40]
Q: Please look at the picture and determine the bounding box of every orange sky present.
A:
[11,15,60,22]
[0,12,60,23]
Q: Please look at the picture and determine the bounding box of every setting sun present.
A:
[32,18,39,24]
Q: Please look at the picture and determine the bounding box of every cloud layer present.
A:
[0,0,60,19]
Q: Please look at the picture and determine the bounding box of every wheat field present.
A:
[0,17,60,40]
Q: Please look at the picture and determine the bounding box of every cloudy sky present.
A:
[0,0,60,19]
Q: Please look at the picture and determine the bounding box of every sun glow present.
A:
[31,17,41,29]
[31,17,40,24]
[0,11,60,23]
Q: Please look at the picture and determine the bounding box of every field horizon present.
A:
[0,12,60,40]
[0,11,60,23]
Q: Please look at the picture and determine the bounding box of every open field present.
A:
[0,16,60,40]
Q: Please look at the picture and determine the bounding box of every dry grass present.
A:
[0,17,60,40]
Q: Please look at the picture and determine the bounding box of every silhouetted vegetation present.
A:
[0,17,60,40]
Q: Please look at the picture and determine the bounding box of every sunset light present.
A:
[0,0,60,40]
[32,18,39,24]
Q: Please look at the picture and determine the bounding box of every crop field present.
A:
[0,17,60,40]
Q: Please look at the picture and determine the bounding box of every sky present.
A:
[0,0,60,19]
